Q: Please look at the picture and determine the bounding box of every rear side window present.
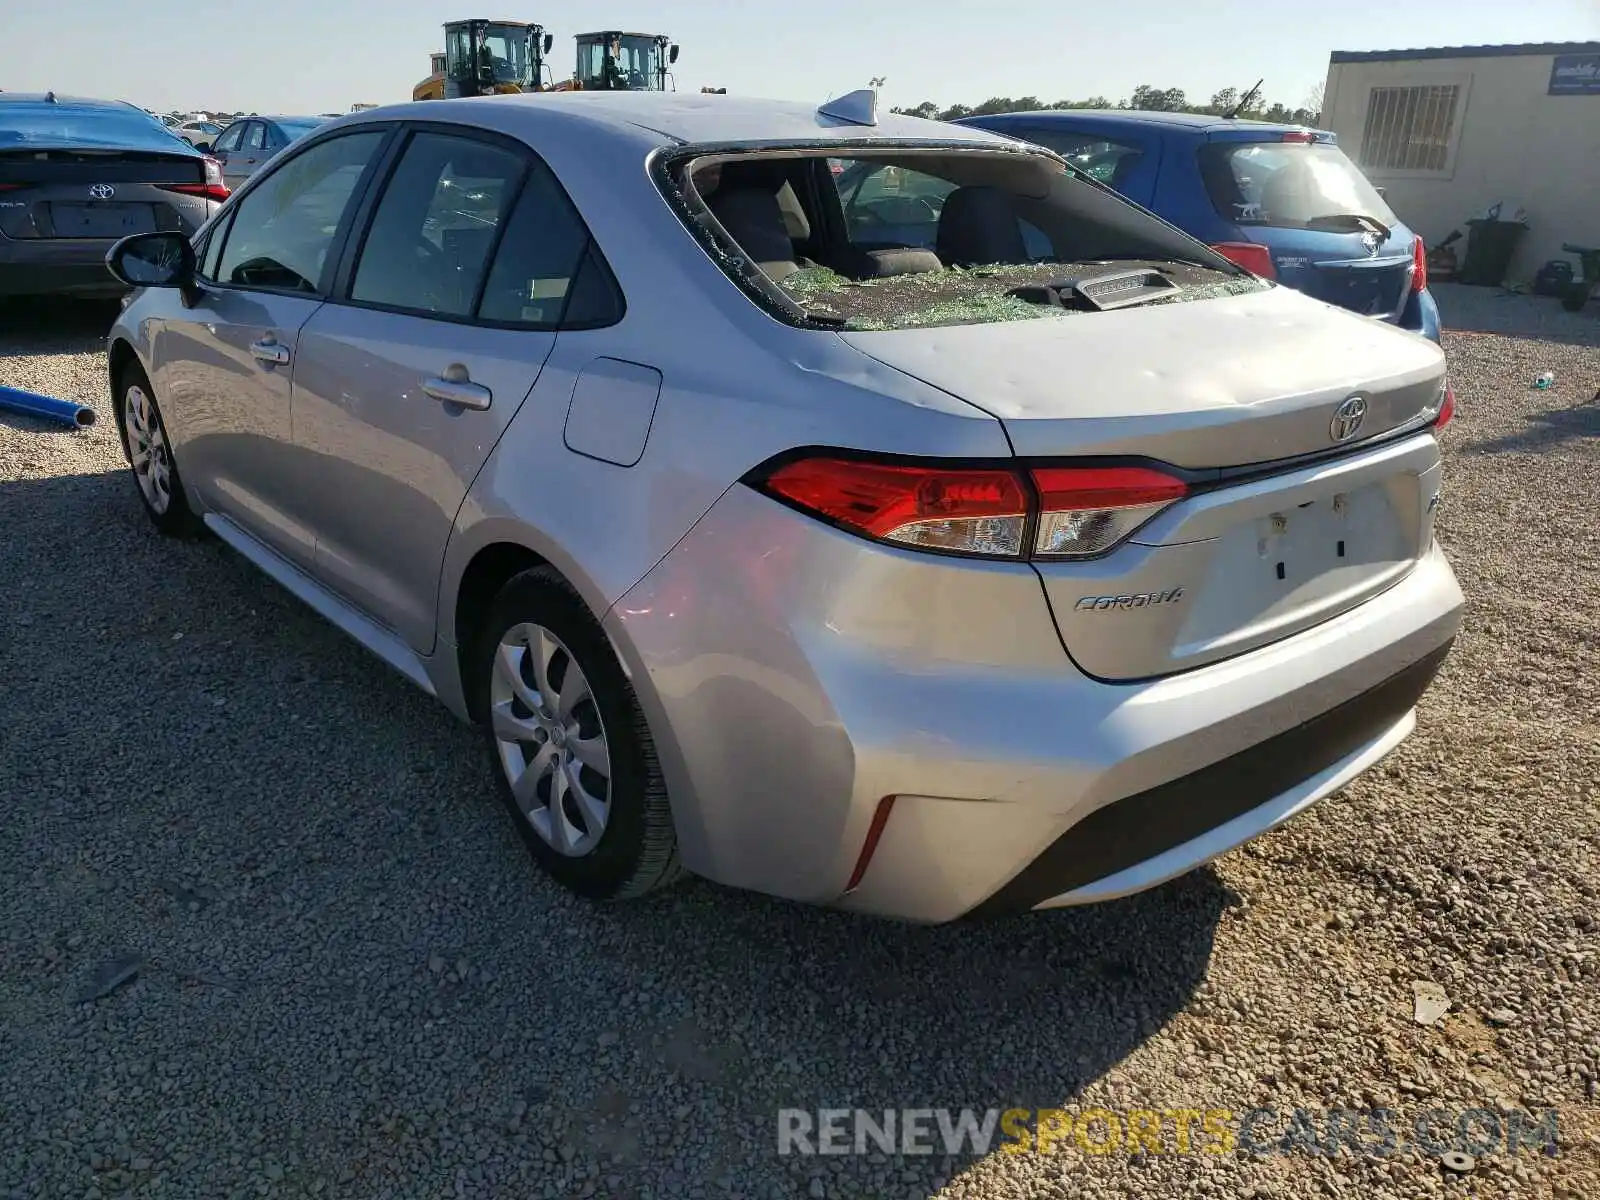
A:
[1024,131,1145,187]
[351,131,523,317]
[216,131,386,292]
[1198,141,1399,230]
[242,123,266,152]
[478,161,617,326]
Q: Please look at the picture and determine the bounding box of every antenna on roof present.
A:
[1224,79,1262,120]
[818,88,878,127]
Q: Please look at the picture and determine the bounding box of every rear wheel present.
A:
[475,566,683,900]
[116,364,202,538]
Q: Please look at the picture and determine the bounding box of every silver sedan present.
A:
[102,92,1463,922]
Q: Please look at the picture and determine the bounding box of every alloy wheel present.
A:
[123,384,173,515]
[489,622,613,857]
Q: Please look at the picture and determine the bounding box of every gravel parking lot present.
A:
[2,288,1597,1200]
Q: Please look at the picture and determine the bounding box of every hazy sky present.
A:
[3,0,1596,116]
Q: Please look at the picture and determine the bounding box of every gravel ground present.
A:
[1,291,1597,1200]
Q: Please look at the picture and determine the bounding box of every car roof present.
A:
[346,92,1021,151]
[958,109,1311,136]
[0,92,144,112]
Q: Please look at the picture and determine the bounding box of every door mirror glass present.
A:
[106,231,195,288]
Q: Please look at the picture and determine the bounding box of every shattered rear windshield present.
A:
[664,147,1268,330]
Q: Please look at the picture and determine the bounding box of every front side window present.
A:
[1199,141,1399,230]
[216,131,386,293]
[351,132,523,317]
[213,123,244,153]
[242,123,266,152]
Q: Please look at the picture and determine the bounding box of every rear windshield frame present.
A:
[650,139,1253,332]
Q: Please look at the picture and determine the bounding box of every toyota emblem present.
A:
[1330,394,1368,443]
[88,183,116,201]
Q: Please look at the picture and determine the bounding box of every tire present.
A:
[115,362,203,538]
[1560,281,1590,313]
[475,566,683,901]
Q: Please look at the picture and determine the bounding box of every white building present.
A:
[1322,41,1600,281]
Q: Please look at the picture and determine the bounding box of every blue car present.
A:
[954,110,1441,342]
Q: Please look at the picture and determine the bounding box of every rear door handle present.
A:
[250,338,290,365]
[422,368,492,411]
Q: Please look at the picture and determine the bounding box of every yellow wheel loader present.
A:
[412,19,554,101]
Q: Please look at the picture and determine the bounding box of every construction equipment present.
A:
[550,31,679,91]
[412,19,554,101]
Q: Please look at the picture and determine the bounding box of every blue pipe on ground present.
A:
[0,385,97,429]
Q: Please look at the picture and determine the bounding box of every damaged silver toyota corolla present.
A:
[105,90,1462,922]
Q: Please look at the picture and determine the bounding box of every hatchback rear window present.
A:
[663,146,1262,331]
[1198,140,1399,231]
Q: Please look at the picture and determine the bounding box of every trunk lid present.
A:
[841,285,1447,680]
[0,149,206,240]
[1253,225,1415,322]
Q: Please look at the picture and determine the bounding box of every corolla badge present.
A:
[1074,587,1185,612]
[1330,394,1368,443]
[88,183,116,200]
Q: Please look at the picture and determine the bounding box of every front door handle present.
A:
[250,337,290,366]
[422,365,492,411]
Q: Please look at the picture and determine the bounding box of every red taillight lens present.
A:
[754,456,1189,560]
[1411,233,1428,293]
[1031,465,1189,558]
[1210,241,1277,279]
[1435,384,1454,429]
[0,183,23,192]
[162,182,230,202]
[760,457,1028,556]
[161,156,229,202]
[1280,130,1315,143]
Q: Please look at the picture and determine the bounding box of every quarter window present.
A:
[216,131,386,293]
[351,132,523,318]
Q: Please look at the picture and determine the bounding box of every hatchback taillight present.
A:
[752,455,1190,561]
[1210,241,1277,279]
[1411,234,1428,293]
[1435,384,1455,430]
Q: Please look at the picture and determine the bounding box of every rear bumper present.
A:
[607,482,1465,923]
[0,243,125,298]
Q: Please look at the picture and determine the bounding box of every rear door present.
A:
[151,127,392,568]
[1197,131,1417,322]
[289,125,609,652]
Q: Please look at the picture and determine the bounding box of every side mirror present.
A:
[543,33,553,54]
[669,44,680,64]
[106,231,196,291]
[196,141,212,153]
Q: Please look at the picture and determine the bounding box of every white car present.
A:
[174,120,224,151]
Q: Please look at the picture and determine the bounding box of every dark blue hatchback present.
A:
[955,110,1440,342]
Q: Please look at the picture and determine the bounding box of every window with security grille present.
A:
[1359,85,1461,172]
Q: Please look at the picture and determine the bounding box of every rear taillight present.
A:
[1032,465,1190,558]
[1210,241,1277,279]
[1435,384,1454,429]
[1411,234,1428,293]
[753,455,1189,561]
[757,457,1029,557]
[1280,130,1315,143]
[161,156,229,202]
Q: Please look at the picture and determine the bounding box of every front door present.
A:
[149,127,390,567]
[291,127,602,652]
